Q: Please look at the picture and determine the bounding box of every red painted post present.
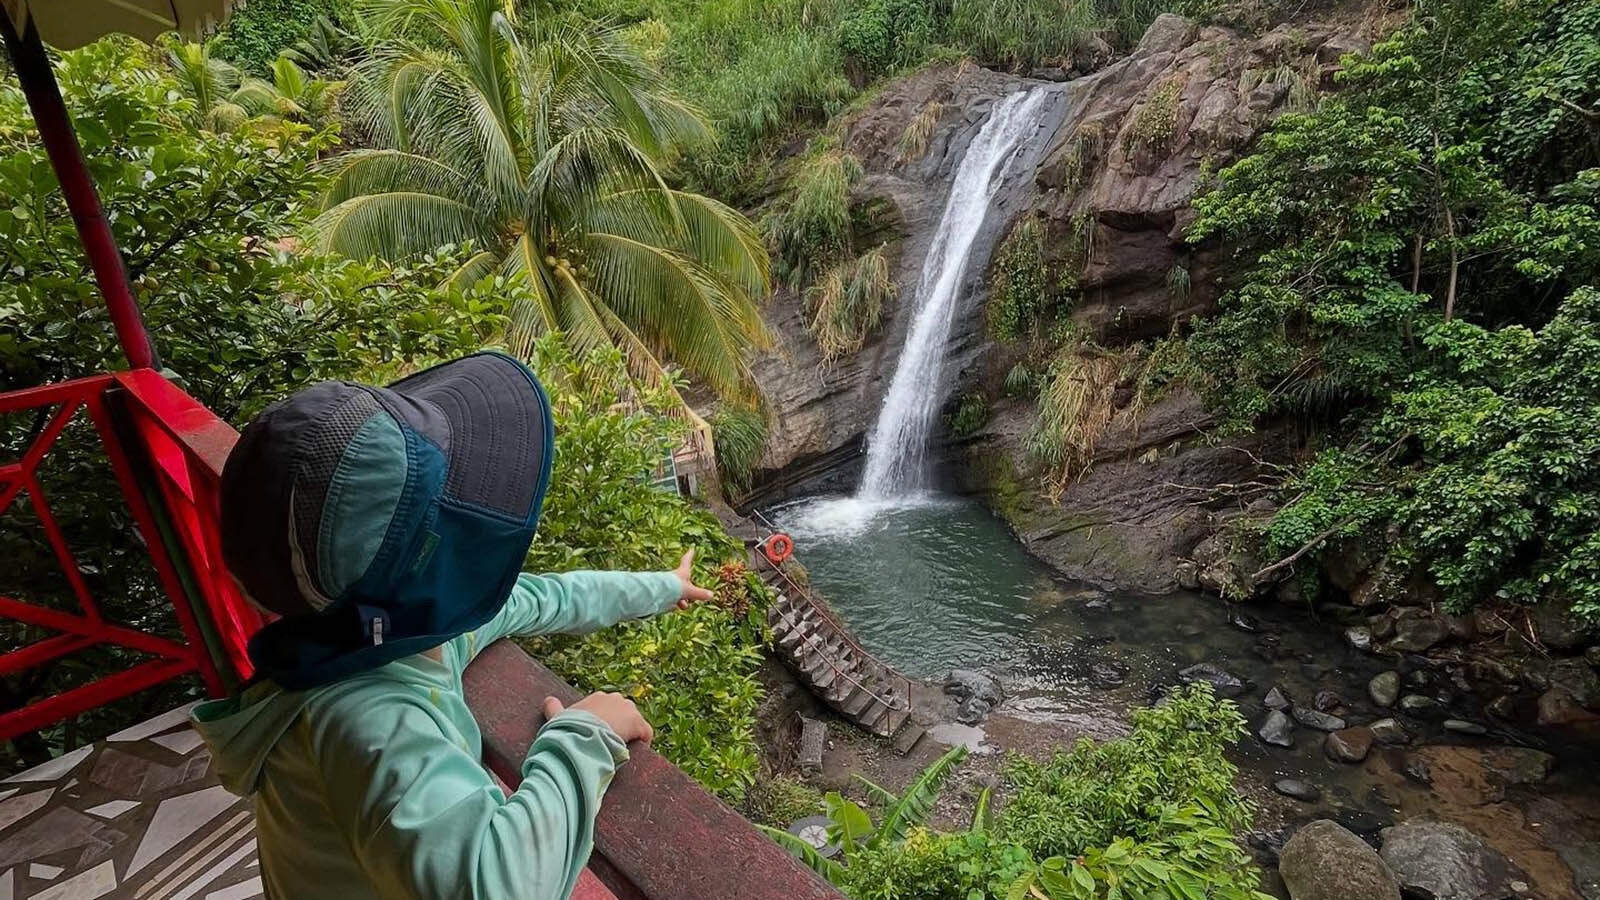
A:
[0,14,158,369]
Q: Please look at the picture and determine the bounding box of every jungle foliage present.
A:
[0,35,769,789]
[1184,0,1600,620]
[765,686,1269,900]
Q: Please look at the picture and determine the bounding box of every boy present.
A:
[192,352,712,899]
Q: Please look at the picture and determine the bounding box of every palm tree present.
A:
[313,0,772,400]
[167,44,341,133]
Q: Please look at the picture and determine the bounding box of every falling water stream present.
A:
[858,85,1057,499]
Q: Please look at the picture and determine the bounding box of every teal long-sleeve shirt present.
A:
[192,570,682,900]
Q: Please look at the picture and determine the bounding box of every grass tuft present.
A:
[806,245,895,361]
[1027,342,1123,498]
[898,100,944,162]
[769,149,863,285]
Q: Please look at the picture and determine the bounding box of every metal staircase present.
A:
[753,552,919,742]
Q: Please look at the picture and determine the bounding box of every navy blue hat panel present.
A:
[222,381,375,620]
[389,353,549,523]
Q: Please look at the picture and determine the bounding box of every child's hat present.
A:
[220,352,554,690]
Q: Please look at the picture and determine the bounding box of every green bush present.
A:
[837,0,942,79]
[989,217,1055,341]
[210,0,354,72]
[520,340,771,799]
[762,686,1267,900]
[948,392,990,437]
[1001,684,1254,856]
[1185,0,1600,619]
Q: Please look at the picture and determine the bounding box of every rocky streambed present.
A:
[765,493,1600,900]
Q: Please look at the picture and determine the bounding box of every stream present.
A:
[772,492,1600,897]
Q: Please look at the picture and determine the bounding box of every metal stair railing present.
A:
[753,548,911,715]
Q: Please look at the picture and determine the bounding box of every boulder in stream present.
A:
[1325,727,1374,763]
[944,669,1004,724]
[1280,820,1401,900]
[1369,718,1410,745]
[1292,705,1347,732]
[1369,671,1401,708]
[1390,609,1450,652]
[1259,710,1296,748]
[1264,686,1291,710]
[1178,663,1246,697]
[1274,778,1321,803]
[1346,626,1374,651]
[1379,820,1527,900]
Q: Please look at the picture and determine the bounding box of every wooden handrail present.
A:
[463,640,846,900]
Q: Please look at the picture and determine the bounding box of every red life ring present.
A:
[764,533,795,565]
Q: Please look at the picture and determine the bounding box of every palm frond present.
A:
[876,745,969,845]
[312,191,497,261]
[756,825,847,886]
[970,786,993,833]
[852,774,899,810]
[321,149,481,209]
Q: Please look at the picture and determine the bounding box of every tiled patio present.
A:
[0,701,627,900]
[0,702,262,900]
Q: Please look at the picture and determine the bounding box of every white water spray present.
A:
[858,86,1056,499]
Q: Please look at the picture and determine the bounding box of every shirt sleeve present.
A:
[461,571,682,661]
[314,692,628,900]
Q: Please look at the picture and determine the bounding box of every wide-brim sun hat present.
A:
[220,352,554,690]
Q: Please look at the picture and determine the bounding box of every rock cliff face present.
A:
[747,9,1376,589]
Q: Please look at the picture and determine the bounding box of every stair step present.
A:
[858,701,892,734]
[839,685,875,717]
[891,720,925,756]
[812,665,840,691]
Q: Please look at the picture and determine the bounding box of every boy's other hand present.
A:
[672,549,715,611]
[544,694,654,745]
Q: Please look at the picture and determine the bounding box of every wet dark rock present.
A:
[1371,613,1397,640]
[1530,602,1598,652]
[1090,661,1129,687]
[1084,597,1112,610]
[1264,686,1291,710]
[1247,828,1291,867]
[1335,807,1394,840]
[1280,820,1401,900]
[1550,658,1600,708]
[1274,778,1322,803]
[1400,694,1442,717]
[1485,694,1518,720]
[1380,820,1527,900]
[1293,705,1348,732]
[1227,609,1261,633]
[1326,727,1374,763]
[1369,718,1409,745]
[1315,690,1346,713]
[1369,671,1401,708]
[1587,645,1600,668]
[1175,559,1200,590]
[1252,635,1285,662]
[1536,687,1599,726]
[1179,663,1246,697]
[1556,841,1600,900]
[1402,757,1433,786]
[1391,609,1450,653]
[1485,747,1555,786]
[1259,710,1296,747]
[944,669,1004,724]
[1443,719,1488,736]
[1347,626,1374,651]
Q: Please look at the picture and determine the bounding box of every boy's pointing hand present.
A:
[672,548,715,610]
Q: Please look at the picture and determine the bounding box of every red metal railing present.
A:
[0,372,253,741]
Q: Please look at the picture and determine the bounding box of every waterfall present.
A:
[858,86,1057,499]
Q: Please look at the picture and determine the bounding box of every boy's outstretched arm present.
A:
[464,551,715,654]
[314,690,633,900]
